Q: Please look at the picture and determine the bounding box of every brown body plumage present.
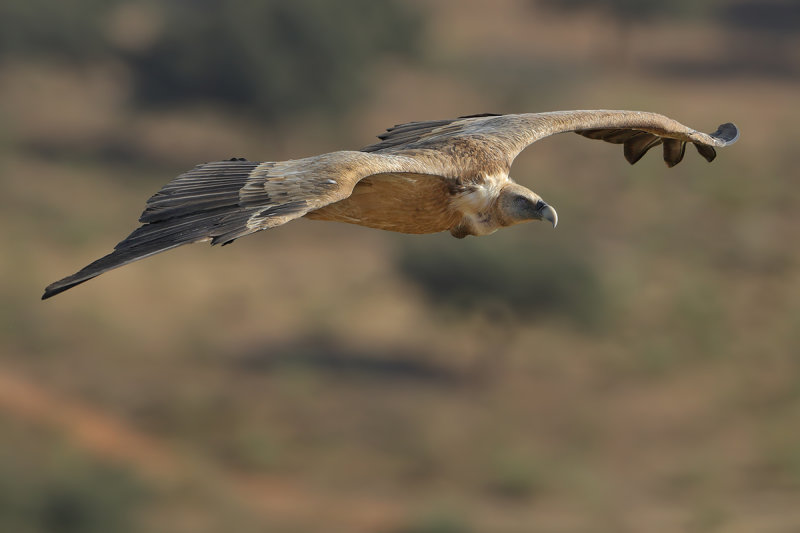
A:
[42,110,739,299]
[305,172,460,234]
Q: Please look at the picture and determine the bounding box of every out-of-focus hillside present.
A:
[1,1,799,532]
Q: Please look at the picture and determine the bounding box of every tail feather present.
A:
[42,159,263,300]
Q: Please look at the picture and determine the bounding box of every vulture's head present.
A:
[495,183,558,229]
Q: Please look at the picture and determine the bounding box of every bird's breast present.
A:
[447,173,508,236]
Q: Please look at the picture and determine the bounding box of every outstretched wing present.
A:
[363,110,738,169]
[361,113,502,153]
[570,113,738,166]
[42,151,448,299]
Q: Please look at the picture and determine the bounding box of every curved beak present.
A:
[538,203,558,228]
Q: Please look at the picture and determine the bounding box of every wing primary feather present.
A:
[43,160,267,299]
[623,134,662,165]
[363,114,503,152]
[457,112,502,119]
[212,200,308,245]
[41,205,266,300]
[578,129,642,144]
[662,139,687,167]
[693,143,717,162]
[140,160,260,223]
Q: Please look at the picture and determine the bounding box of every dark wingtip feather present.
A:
[42,279,89,300]
[688,122,737,163]
[623,134,662,165]
[42,259,121,300]
[43,160,265,300]
[694,143,717,162]
[663,139,687,167]
[457,112,502,119]
[41,238,190,300]
[710,123,739,145]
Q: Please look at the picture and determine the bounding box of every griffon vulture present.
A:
[42,110,738,299]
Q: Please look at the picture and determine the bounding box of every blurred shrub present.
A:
[535,0,709,69]
[535,0,800,77]
[126,0,423,120]
[394,234,607,331]
[235,334,456,383]
[0,425,146,533]
[0,0,424,121]
[536,0,707,22]
[719,0,800,34]
[0,0,116,60]
[713,1,800,77]
[486,453,544,500]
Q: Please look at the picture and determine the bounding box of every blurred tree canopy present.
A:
[720,0,800,34]
[533,0,799,76]
[0,0,423,121]
[534,0,708,67]
[536,0,706,22]
[535,0,800,32]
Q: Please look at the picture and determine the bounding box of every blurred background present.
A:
[1,0,799,531]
